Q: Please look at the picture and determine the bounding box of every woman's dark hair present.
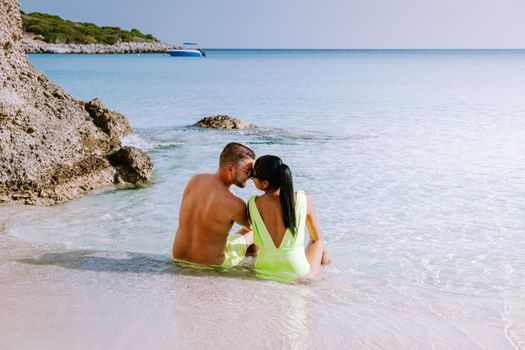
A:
[254,155,296,235]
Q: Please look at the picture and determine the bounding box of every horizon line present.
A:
[198,47,525,50]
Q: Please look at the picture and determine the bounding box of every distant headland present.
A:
[20,11,178,54]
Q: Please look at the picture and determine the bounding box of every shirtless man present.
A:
[172,143,255,267]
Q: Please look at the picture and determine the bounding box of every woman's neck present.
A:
[263,188,280,196]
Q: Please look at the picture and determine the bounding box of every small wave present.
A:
[247,139,297,146]
[152,142,184,150]
[121,134,154,151]
[121,134,184,152]
[0,205,26,236]
[248,127,375,144]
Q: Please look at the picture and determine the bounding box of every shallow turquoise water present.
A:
[5,50,525,294]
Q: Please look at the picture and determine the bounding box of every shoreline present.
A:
[1,219,524,349]
[22,36,179,54]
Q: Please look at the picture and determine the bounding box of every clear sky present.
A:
[20,0,525,49]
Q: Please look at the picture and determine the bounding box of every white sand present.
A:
[1,228,524,349]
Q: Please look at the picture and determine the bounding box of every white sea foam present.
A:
[121,133,153,150]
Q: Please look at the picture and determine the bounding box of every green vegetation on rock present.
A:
[20,10,158,45]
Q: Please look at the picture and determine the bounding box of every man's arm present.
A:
[231,199,250,230]
[230,199,254,247]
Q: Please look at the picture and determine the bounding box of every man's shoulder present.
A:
[188,173,241,202]
[190,173,213,181]
[186,173,214,186]
[217,189,246,214]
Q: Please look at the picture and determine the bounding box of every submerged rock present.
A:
[0,0,153,205]
[194,115,257,130]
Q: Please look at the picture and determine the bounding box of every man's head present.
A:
[219,142,256,188]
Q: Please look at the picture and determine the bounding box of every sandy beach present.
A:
[1,220,523,349]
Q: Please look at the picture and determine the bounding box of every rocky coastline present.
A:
[22,36,179,54]
[1,0,153,205]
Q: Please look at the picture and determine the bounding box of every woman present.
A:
[248,155,330,282]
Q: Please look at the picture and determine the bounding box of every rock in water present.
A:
[109,147,153,184]
[194,115,257,130]
[0,0,153,205]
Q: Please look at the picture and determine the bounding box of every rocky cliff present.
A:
[0,0,153,205]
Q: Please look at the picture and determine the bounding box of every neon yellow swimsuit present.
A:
[248,191,310,282]
[173,233,247,269]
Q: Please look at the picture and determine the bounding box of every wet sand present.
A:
[1,230,524,350]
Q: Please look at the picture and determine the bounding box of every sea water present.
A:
[1,50,525,347]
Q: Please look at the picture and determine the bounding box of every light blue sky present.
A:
[20,0,525,49]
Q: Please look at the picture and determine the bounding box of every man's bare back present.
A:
[172,143,255,266]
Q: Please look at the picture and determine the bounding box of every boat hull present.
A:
[166,49,203,57]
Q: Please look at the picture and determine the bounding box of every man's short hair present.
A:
[219,142,256,167]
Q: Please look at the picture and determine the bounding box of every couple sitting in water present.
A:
[172,142,330,281]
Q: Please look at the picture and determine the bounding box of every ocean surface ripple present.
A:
[2,50,524,297]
